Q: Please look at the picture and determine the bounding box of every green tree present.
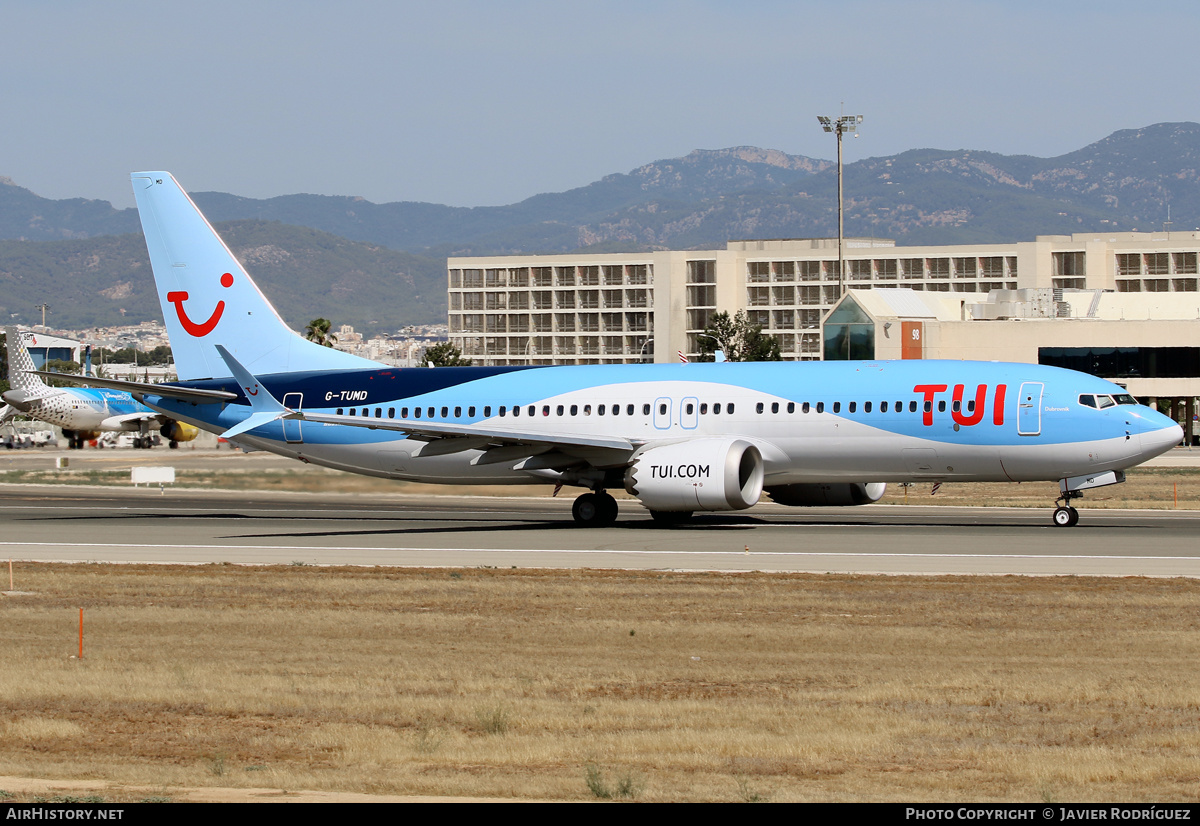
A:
[304,318,338,347]
[422,342,472,367]
[694,310,782,362]
[42,358,82,387]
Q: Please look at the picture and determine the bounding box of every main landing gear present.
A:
[571,490,619,527]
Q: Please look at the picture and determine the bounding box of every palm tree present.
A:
[305,318,337,348]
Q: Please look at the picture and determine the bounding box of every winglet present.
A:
[214,345,293,439]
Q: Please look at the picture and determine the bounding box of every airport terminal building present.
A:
[448,231,1200,437]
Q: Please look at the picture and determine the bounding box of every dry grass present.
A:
[3,564,1200,802]
[880,468,1200,510]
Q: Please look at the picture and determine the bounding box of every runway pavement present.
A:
[3,484,1199,577]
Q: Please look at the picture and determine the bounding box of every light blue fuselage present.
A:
[144,359,1181,486]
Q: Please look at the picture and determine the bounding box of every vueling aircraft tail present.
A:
[4,327,51,395]
[130,172,380,381]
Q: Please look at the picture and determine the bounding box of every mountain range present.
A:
[2,122,1197,334]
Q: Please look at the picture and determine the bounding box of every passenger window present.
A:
[584,405,592,415]
[937,401,946,413]
[714,403,722,415]
[787,402,795,413]
[454,406,461,417]
[441,407,448,418]
[512,405,520,417]
[686,403,694,415]
[967,400,975,413]
[849,402,857,413]
[802,402,809,414]
[895,401,902,413]
[401,407,409,418]
[544,405,551,416]
[627,404,635,415]
[864,401,872,413]
[728,403,735,414]
[484,406,491,417]
[923,401,931,413]
[833,402,841,413]
[413,408,420,418]
[599,405,606,415]
[570,405,578,416]
[337,408,344,415]
[643,404,651,415]
[350,408,357,417]
[816,402,824,413]
[500,406,507,417]
[700,403,708,414]
[469,406,476,417]
[881,401,889,413]
[910,401,918,413]
[756,402,764,414]
[388,408,395,418]
[659,403,667,415]
[376,408,382,418]
[771,402,779,414]
[557,405,564,416]
[528,405,535,416]
[952,400,961,413]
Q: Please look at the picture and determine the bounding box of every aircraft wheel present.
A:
[572,493,602,526]
[169,440,179,449]
[596,492,618,525]
[1052,506,1079,527]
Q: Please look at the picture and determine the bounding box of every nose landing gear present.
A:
[1052,497,1080,528]
[1051,470,1126,527]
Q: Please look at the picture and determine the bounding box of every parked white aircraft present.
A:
[53,172,1182,525]
[3,327,199,448]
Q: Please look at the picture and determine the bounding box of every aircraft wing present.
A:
[214,346,636,465]
[29,372,237,404]
[297,410,638,452]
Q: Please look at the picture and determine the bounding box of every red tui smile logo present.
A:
[167,272,234,337]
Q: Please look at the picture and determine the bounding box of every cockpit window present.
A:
[1113,394,1137,405]
[1080,393,1120,409]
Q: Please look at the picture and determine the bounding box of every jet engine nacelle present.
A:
[62,428,102,441]
[624,438,764,512]
[765,482,887,507]
[160,421,200,442]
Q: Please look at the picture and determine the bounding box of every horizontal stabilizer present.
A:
[214,345,293,440]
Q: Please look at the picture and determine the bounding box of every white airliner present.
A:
[4,327,199,448]
[52,172,1183,526]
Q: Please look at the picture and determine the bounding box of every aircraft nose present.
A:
[1138,420,1184,462]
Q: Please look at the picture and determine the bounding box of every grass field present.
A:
[3,564,1200,802]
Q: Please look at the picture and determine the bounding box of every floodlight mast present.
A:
[818,113,863,294]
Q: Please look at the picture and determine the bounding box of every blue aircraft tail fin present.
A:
[130,172,380,381]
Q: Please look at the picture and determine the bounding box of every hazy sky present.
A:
[4,0,1197,209]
